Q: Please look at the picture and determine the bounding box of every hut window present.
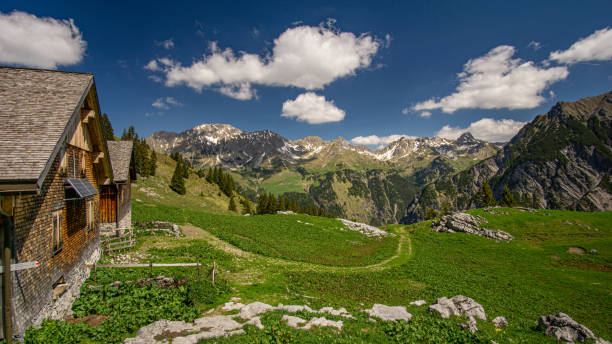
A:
[81,151,87,175]
[87,200,95,231]
[52,210,63,254]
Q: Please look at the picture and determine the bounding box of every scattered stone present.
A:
[590,249,598,254]
[428,296,486,321]
[244,316,264,330]
[237,302,275,319]
[458,316,478,333]
[492,316,508,328]
[221,301,245,311]
[431,213,513,241]
[537,313,610,344]
[410,300,427,306]
[276,210,295,215]
[134,221,181,237]
[338,219,390,237]
[281,315,343,331]
[363,304,412,321]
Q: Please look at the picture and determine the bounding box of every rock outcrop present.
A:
[363,304,412,321]
[431,212,513,241]
[537,313,610,343]
[338,219,390,237]
[428,295,486,321]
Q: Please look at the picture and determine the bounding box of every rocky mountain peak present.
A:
[456,132,478,145]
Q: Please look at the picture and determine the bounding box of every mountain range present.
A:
[146,91,612,224]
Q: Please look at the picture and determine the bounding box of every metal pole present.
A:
[2,216,12,343]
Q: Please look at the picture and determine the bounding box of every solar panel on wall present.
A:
[65,178,98,198]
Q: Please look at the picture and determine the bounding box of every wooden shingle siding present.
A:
[8,143,100,334]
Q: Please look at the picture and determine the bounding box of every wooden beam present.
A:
[93,151,104,164]
[80,109,95,123]
[0,184,37,193]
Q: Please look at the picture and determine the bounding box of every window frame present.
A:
[52,209,63,255]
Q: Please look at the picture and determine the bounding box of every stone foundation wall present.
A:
[30,238,101,327]
[100,222,116,237]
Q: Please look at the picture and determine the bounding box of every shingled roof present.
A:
[107,141,134,182]
[0,67,96,184]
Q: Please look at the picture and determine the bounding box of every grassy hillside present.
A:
[26,207,611,343]
[133,201,398,266]
[132,153,237,214]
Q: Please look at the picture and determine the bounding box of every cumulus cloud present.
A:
[350,134,413,146]
[146,21,382,99]
[156,38,174,50]
[528,41,541,51]
[0,10,86,68]
[548,27,612,64]
[218,83,256,100]
[412,45,568,113]
[435,118,526,142]
[281,92,345,124]
[152,97,181,109]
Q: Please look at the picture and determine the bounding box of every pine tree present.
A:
[478,182,496,207]
[256,193,267,214]
[101,113,115,141]
[228,196,237,212]
[170,160,186,195]
[149,150,157,176]
[267,193,277,213]
[206,167,214,183]
[501,185,517,207]
[121,128,128,140]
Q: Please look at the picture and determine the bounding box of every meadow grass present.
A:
[133,201,399,267]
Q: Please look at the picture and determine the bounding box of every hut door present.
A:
[100,186,117,223]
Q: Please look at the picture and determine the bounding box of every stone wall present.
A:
[31,239,100,325]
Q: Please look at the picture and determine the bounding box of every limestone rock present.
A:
[281,315,343,331]
[537,313,610,343]
[458,316,478,333]
[221,301,245,311]
[431,213,513,241]
[244,316,264,330]
[409,300,426,306]
[428,295,486,321]
[338,219,390,237]
[237,302,275,319]
[363,304,412,321]
[493,316,508,328]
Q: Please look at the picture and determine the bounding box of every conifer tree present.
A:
[170,160,186,195]
[149,150,157,176]
[101,113,115,141]
[206,167,214,183]
[478,181,496,207]
[228,196,237,212]
[501,185,517,207]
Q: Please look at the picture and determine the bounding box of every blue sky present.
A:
[1,1,611,146]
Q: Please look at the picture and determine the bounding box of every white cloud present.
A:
[281,92,345,124]
[549,27,612,64]
[156,38,174,50]
[144,60,161,71]
[435,118,526,142]
[0,10,86,69]
[148,75,163,83]
[152,97,181,109]
[401,108,409,115]
[420,111,432,118]
[147,21,382,99]
[528,41,541,51]
[218,83,256,100]
[412,45,568,113]
[350,134,413,146]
